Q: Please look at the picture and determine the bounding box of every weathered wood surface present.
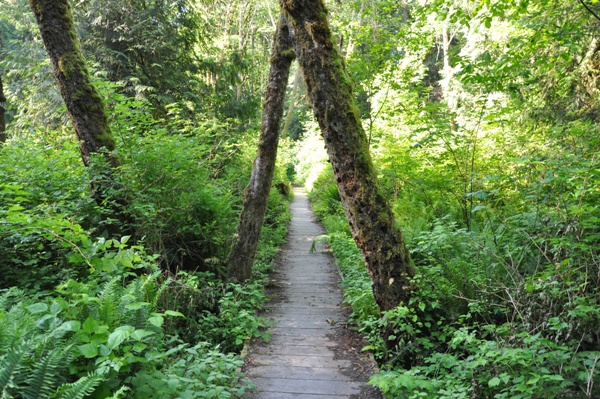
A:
[244,188,372,398]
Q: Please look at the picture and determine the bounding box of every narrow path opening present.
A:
[243,187,381,399]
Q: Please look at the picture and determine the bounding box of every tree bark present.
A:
[0,75,6,144]
[280,0,415,311]
[0,32,5,143]
[29,0,117,167]
[227,13,295,281]
[282,64,302,138]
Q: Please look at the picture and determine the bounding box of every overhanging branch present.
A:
[579,0,600,23]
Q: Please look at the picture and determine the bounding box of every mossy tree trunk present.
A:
[0,75,5,143]
[29,0,117,167]
[227,14,295,281]
[280,0,415,311]
[0,33,5,143]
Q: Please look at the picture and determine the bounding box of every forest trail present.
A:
[243,188,379,399]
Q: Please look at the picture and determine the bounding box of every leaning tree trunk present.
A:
[29,0,117,167]
[227,14,295,281]
[0,32,6,143]
[280,0,415,311]
[0,74,6,144]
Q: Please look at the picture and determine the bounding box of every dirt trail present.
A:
[243,187,381,399]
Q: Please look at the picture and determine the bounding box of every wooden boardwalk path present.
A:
[243,188,379,399]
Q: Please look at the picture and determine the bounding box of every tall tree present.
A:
[280,0,415,311]
[227,14,295,281]
[29,0,117,167]
[0,32,5,143]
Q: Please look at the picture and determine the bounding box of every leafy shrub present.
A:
[0,252,255,398]
[130,342,252,399]
[117,132,237,272]
[370,324,600,399]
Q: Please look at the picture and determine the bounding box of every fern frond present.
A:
[151,275,171,308]
[139,271,162,302]
[53,373,104,399]
[21,344,73,399]
[0,342,28,395]
[96,278,121,326]
[103,385,129,399]
[0,301,36,353]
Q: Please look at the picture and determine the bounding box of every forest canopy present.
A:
[0,0,599,398]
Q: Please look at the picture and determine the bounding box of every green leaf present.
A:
[50,301,63,315]
[131,329,155,341]
[99,345,111,357]
[527,375,540,385]
[78,343,99,358]
[107,326,134,350]
[488,377,501,387]
[27,303,48,314]
[525,283,534,293]
[148,315,164,327]
[60,320,81,332]
[82,317,100,334]
[164,310,185,317]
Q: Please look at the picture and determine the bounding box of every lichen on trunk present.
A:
[280,0,415,311]
[227,14,295,281]
[29,0,117,167]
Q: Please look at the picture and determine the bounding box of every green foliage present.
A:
[129,342,251,399]
[8,0,600,397]
[0,145,162,289]
[304,31,600,390]
[307,169,350,235]
[370,323,600,399]
[117,131,237,272]
[74,0,205,115]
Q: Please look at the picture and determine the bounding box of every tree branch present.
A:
[579,0,600,23]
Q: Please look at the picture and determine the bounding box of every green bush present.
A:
[370,323,600,399]
[117,132,238,272]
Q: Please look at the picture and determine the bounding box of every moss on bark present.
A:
[0,75,5,143]
[280,0,415,311]
[227,14,295,281]
[0,33,6,143]
[29,0,117,167]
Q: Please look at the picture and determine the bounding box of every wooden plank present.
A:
[243,189,374,399]
[249,354,351,368]
[265,320,339,329]
[246,365,352,381]
[247,393,349,399]
[267,335,335,347]
[249,345,336,357]
[250,377,361,396]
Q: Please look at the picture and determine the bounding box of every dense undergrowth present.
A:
[3,1,600,398]
[0,85,292,398]
[306,130,600,398]
[296,2,600,397]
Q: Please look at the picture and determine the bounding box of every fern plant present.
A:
[0,291,101,399]
[52,373,103,399]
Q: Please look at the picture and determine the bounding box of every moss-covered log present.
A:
[29,0,117,167]
[280,0,415,311]
[227,14,295,281]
